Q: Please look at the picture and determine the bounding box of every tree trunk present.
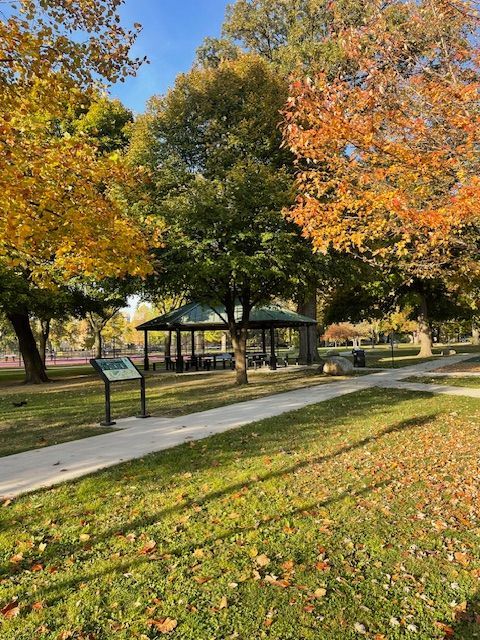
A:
[195,332,205,354]
[230,326,248,385]
[165,330,172,357]
[93,330,103,359]
[7,312,50,383]
[417,293,433,358]
[39,318,51,366]
[472,323,480,346]
[297,293,320,364]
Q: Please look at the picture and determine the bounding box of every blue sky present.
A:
[111,0,230,113]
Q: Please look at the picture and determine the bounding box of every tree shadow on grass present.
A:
[1,401,435,581]
[33,477,393,607]
[447,591,480,639]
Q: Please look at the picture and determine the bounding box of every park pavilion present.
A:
[136,300,317,373]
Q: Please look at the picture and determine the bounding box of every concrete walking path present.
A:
[0,354,477,498]
[408,371,480,378]
[377,379,480,397]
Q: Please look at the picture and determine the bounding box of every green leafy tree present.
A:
[69,97,134,153]
[129,55,314,384]
[222,0,338,73]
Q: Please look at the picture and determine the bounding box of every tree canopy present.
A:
[283,0,480,281]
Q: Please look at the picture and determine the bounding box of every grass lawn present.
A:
[0,367,339,458]
[404,375,480,388]
[0,365,94,385]
[359,346,480,370]
[336,344,480,370]
[1,388,480,639]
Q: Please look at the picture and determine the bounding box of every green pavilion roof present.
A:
[136,301,316,332]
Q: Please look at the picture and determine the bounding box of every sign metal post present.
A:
[90,357,150,426]
[138,376,149,419]
[103,379,113,426]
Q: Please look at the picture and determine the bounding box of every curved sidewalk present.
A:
[0,355,476,499]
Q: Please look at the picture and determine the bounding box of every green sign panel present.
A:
[92,357,142,382]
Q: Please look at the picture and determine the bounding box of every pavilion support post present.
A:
[175,329,184,373]
[262,328,266,354]
[306,325,312,365]
[143,330,150,371]
[269,326,277,370]
[191,330,197,370]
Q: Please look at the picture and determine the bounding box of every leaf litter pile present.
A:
[1,388,480,639]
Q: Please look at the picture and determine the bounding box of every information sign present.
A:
[90,357,149,426]
[92,357,142,382]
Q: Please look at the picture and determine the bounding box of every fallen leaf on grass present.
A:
[313,588,327,598]
[264,575,290,588]
[281,560,294,572]
[79,533,90,542]
[140,540,157,555]
[9,553,23,564]
[434,622,454,636]
[147,618,177,634]
[354,622,367,634]
[255,554,270,567]
[454,551,469,566]
[1,600,20,619]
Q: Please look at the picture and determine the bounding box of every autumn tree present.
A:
[0,1,153,382]
[101,312,133,352]
[221,0,361,74]
[323,322,361,346]
[283,0,480,357]
[129,55,315,384]
[1,0,151,282]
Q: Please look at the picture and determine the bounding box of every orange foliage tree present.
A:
[283,0,480,356]
[323,323,362,346]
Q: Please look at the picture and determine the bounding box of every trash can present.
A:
[352,349,366,368]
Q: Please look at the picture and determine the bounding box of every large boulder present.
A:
[441,348,456,356]
[323,356,354,376]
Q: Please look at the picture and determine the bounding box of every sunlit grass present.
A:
[1,389,480,638]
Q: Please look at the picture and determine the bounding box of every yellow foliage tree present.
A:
[0,1,157,382]
[0,0,152,283]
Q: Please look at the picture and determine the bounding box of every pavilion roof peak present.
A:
[136,301,316,332]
